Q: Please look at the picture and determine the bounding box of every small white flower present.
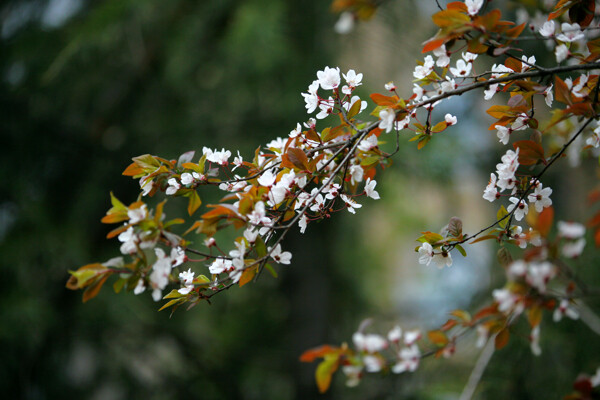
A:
[556,23,584,42]
[465,0,484,16]
[364,178,380,200]
[538,20,555,37]
[483,173,499,202]
[484,83,499,100]
[444,113,457,126]
[543,85,553,107]
[343,69,363,89]
[349,165,364,185]
[385,81,397,91]
[557,221,585,239]
[388,325,402,343]
[413,56,435,80]
[462,52,478,62]
[495,125,511,145]
[269,244,292,265]
[127,204,147,224]
[431,251,452,268]
[358,134,378,152]
[334,11,354,34]
[417,242,433,266]
[317,66,341,90]
[590,367,600,387]
[298,214,308,234]
[166,178,180,195]
[553,299,579,322]
[378,108,396,133]
[392,345,420,374]
[507,197,528,221]
[433,45,450,67]
[209,258,232,275]
[340,193,362,214]
[527,184,553,212]
[133,279,146,295]
[562,238,586,258]
[178,268,195,295]
[449,59,472,77]
[257,169,277,187]
[555,44,569,63]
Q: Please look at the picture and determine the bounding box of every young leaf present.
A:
[315,354,339,393]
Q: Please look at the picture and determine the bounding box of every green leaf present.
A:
[497,205,509,229]
[455,244,467,257]
[315,354,339,393]
[264,263,278,278]
[163,289,185,299]
[158,298,185,312]
[187,191,202,216]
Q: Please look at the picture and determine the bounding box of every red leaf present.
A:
[513,140,545,165]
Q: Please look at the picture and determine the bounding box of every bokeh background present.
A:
[2,0,600,399]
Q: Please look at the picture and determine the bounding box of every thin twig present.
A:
[459,338,495,400]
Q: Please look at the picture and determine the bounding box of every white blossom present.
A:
[364,178,380,200]
[507,197,528,221]
[465,0,483,16]
[317,66,341,90]
[378,108,396,133]
[539,20,555,37]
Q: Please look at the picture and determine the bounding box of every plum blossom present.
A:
[562,238,586,258]
[507,197,528,221]
[118,227,138,254]
[302,80,320,113]
[209,258,232,275]
[543,84,553,107]
[248,201,272,226]
[315,96,335,119]
[353,332,387,353]
[555,44,569,62]
[484,83,499,100]
[526,261,556,293]
[257,169,277,187]
[491,63,514,79]
[493,288,523,315]
[127,204,147,224]
[392,345,420,374]
[178,268,195,295]
[413,56,435,79]
[556,23,584,42]
[364,178,380,200]
[465,0,483,16]
[340,193,362,214]
[358,134,378,152]
[166,178,180,195]
[527,183,552,212]
[269,244,292,265]
[385,81,397,91]
[133,279,146,295]
[342,69,363,91]
[495,125,511,145]
[317,66,341,90]
[349,164,364,185]
[387,325,402,343]
[538,20,555,37]
[417,242,433,266]
[298,214,308,234]
[445,114,457,126]
[378,108,396,133]
[483,173,499,202]
[433,45,450,67]
[462,52,478,62]
[587,125,600,147]
[334,12,354,34]
[558,221,585,239]
[203,147,232,165]
[149,248,173,301]
[342,365,362,387]
[431,251,452,268]
[553,299,579,322]
[449,59,472,77]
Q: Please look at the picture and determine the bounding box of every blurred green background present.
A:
[2,0,600,399]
